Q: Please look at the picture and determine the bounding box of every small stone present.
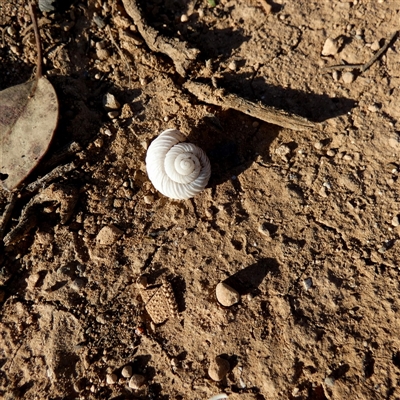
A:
[208,356,230,381]
[228,60,237,71]
[391,215,400,227]
[121,365,133,378]
[252,121,260,128]
[216,282,240,307]
[368,103,379,112]
[103,129,112,136]
[314,141,323,150]
[70,278,85,291]
[10,45,20,55]
[128,374,145,389]
[342,71,355,84]
[73,377,86,392]
[180,14,189,22]
[324,376,335,387]
[143,195,154,204]
[322,37,340,56]
[275,144,291,160]
[7,26,17,36]
[103,93,121,110]
[332,70,340,81]
[106,373,118,385]
[326,149,336,157]
[96,314,107,324]
[96,225,123,245]
[371,40,380,51]
[96,48,110,60]
[303,278,313,290]
[343,154,353,161]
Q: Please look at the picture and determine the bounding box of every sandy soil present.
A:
[1,0,400,399]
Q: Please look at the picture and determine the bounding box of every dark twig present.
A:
[0,191,19,242]
[324,31,398,73]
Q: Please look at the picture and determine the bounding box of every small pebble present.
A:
[319,186,328,197]
[216,282,240,307]
[252,121,260,128]
[228,60,237,71]
[342,71,355,84]
[303,277,313,290]
[314,141,323,150]
[128,374,146,389]
[96,225,123,245]
[7,26,17,36]
[10,45,20,55]
[208,356,230,381]
[391,215,400,227]
[322,37,340,56]
[343,154,353,161]
[368,104,379,113]
[180,14,189,22]
[96,314,107,324]
[332,70,340,81]
[103,93,121,110]
[143,194,155,204]
[96,48,110,60]
[106,373,118,385]
[326,149,336,157]
[324,376,335,387]
[121,365,133,378]
[103,129,112,136]
[70,278,85,291]
[371,40,380,51]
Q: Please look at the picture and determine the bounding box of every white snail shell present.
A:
[145,129,211,200]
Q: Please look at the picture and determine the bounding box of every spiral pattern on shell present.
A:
[146,129,211,200]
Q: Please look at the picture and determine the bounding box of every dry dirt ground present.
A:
[1,0,400,399]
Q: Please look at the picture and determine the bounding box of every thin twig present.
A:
[28,2,42,80]
[361,31,398,72]
[106,25,132,88]
[324,31,398,73]
[183,81,316,131]
[24,161,77,193]
[0,191,19,242]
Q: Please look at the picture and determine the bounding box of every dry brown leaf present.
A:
[0,3,58,191]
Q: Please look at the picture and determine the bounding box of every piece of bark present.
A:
[121,0,199,77]
[184,81,316,131]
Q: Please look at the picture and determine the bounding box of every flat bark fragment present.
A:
[184,81,317,131]
[121,0,199,77]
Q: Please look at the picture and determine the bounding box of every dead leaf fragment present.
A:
[0,76,58,190]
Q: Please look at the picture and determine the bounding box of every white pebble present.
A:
[391,215,400,227]
[322,37,340,56]
[128,374,145,389]
[314,141,323,150]
[342,71,355,84]
[371,40,380,51]
[121,365,133,378]
[180,14,189,22]
[96,48,110,60]
[326,149,336,157]
[216,282,240,307]
[208,356,230,381]
[228,60,237,71]
[368,104,379,112]
[106,373,118,385]
[103,93,121,110]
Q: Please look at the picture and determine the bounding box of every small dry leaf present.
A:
[0,2,59,191]
[0,78,58,190]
